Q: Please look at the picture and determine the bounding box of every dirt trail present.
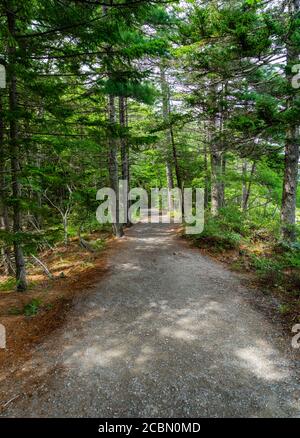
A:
[1,221,299,417]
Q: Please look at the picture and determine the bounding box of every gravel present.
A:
[2,221,300,417]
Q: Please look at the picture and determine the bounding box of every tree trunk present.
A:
[242,161,256,212]
[119,96,129,183]
[63,215,68,246]
[220,153,226,208]
[281,0,300,241]
[0,91,14,275]
[203,137,209,209]
[0,217,14,276]
[242,160,248,211]
[119,96,130,226]
[108,94,123,237]
[219,83,227,209]
[170,125,182,188]
[210,147,223,216]
[6,8,27,290]
[160,65,174,212]
[103,4,123,238]
[209,115,222,216]
[160,65,174,190]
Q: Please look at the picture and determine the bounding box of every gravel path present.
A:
[1,221,300,417]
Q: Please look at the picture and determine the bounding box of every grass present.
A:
[278,304,291,315]
[0,278,16,292]
[23,298,42,316]
[9,298,42,317]
[90,238,106,251]
[0,278,37,293]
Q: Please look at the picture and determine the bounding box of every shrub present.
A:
[23,299,42,317]
[189,207,243,251]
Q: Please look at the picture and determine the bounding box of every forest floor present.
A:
[0,231,112,373]
[0,218,299,417]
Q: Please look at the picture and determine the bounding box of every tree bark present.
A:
[108,94,123,237]
[242,161,256,212]
[203,135,209,209]
[6,8,27,290]
[219,83,227,209]
[160,65,174,193]
[209,83,225,216]
[119,96,129,183]
[119,96,130,226]
[160,64,175,213]
[220,154,226,208]
[63,215,68,246]
[103,4,123,238]
[281,0,300,241]
[0,91,14,275]
[209,116,222,216]
[170,125,182,188]
[210,147,223,216]
[242,160,248,211]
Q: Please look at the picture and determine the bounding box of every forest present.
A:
[0,0,300,421]
[0,0,299,310]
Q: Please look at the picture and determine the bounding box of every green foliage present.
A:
[250,255,282,274]
[90,238,106,251]
[0,278,17,292]
[23,299,42,317]
[0,0,299,308]
[190,207,243,251]
[278,303,290,314]
[103,79,157,104]
[9,298,43,316]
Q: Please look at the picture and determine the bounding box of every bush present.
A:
[190,207,243,251]
[23,299,42,317]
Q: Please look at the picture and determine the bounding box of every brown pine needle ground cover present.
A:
[0,231,113,372]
